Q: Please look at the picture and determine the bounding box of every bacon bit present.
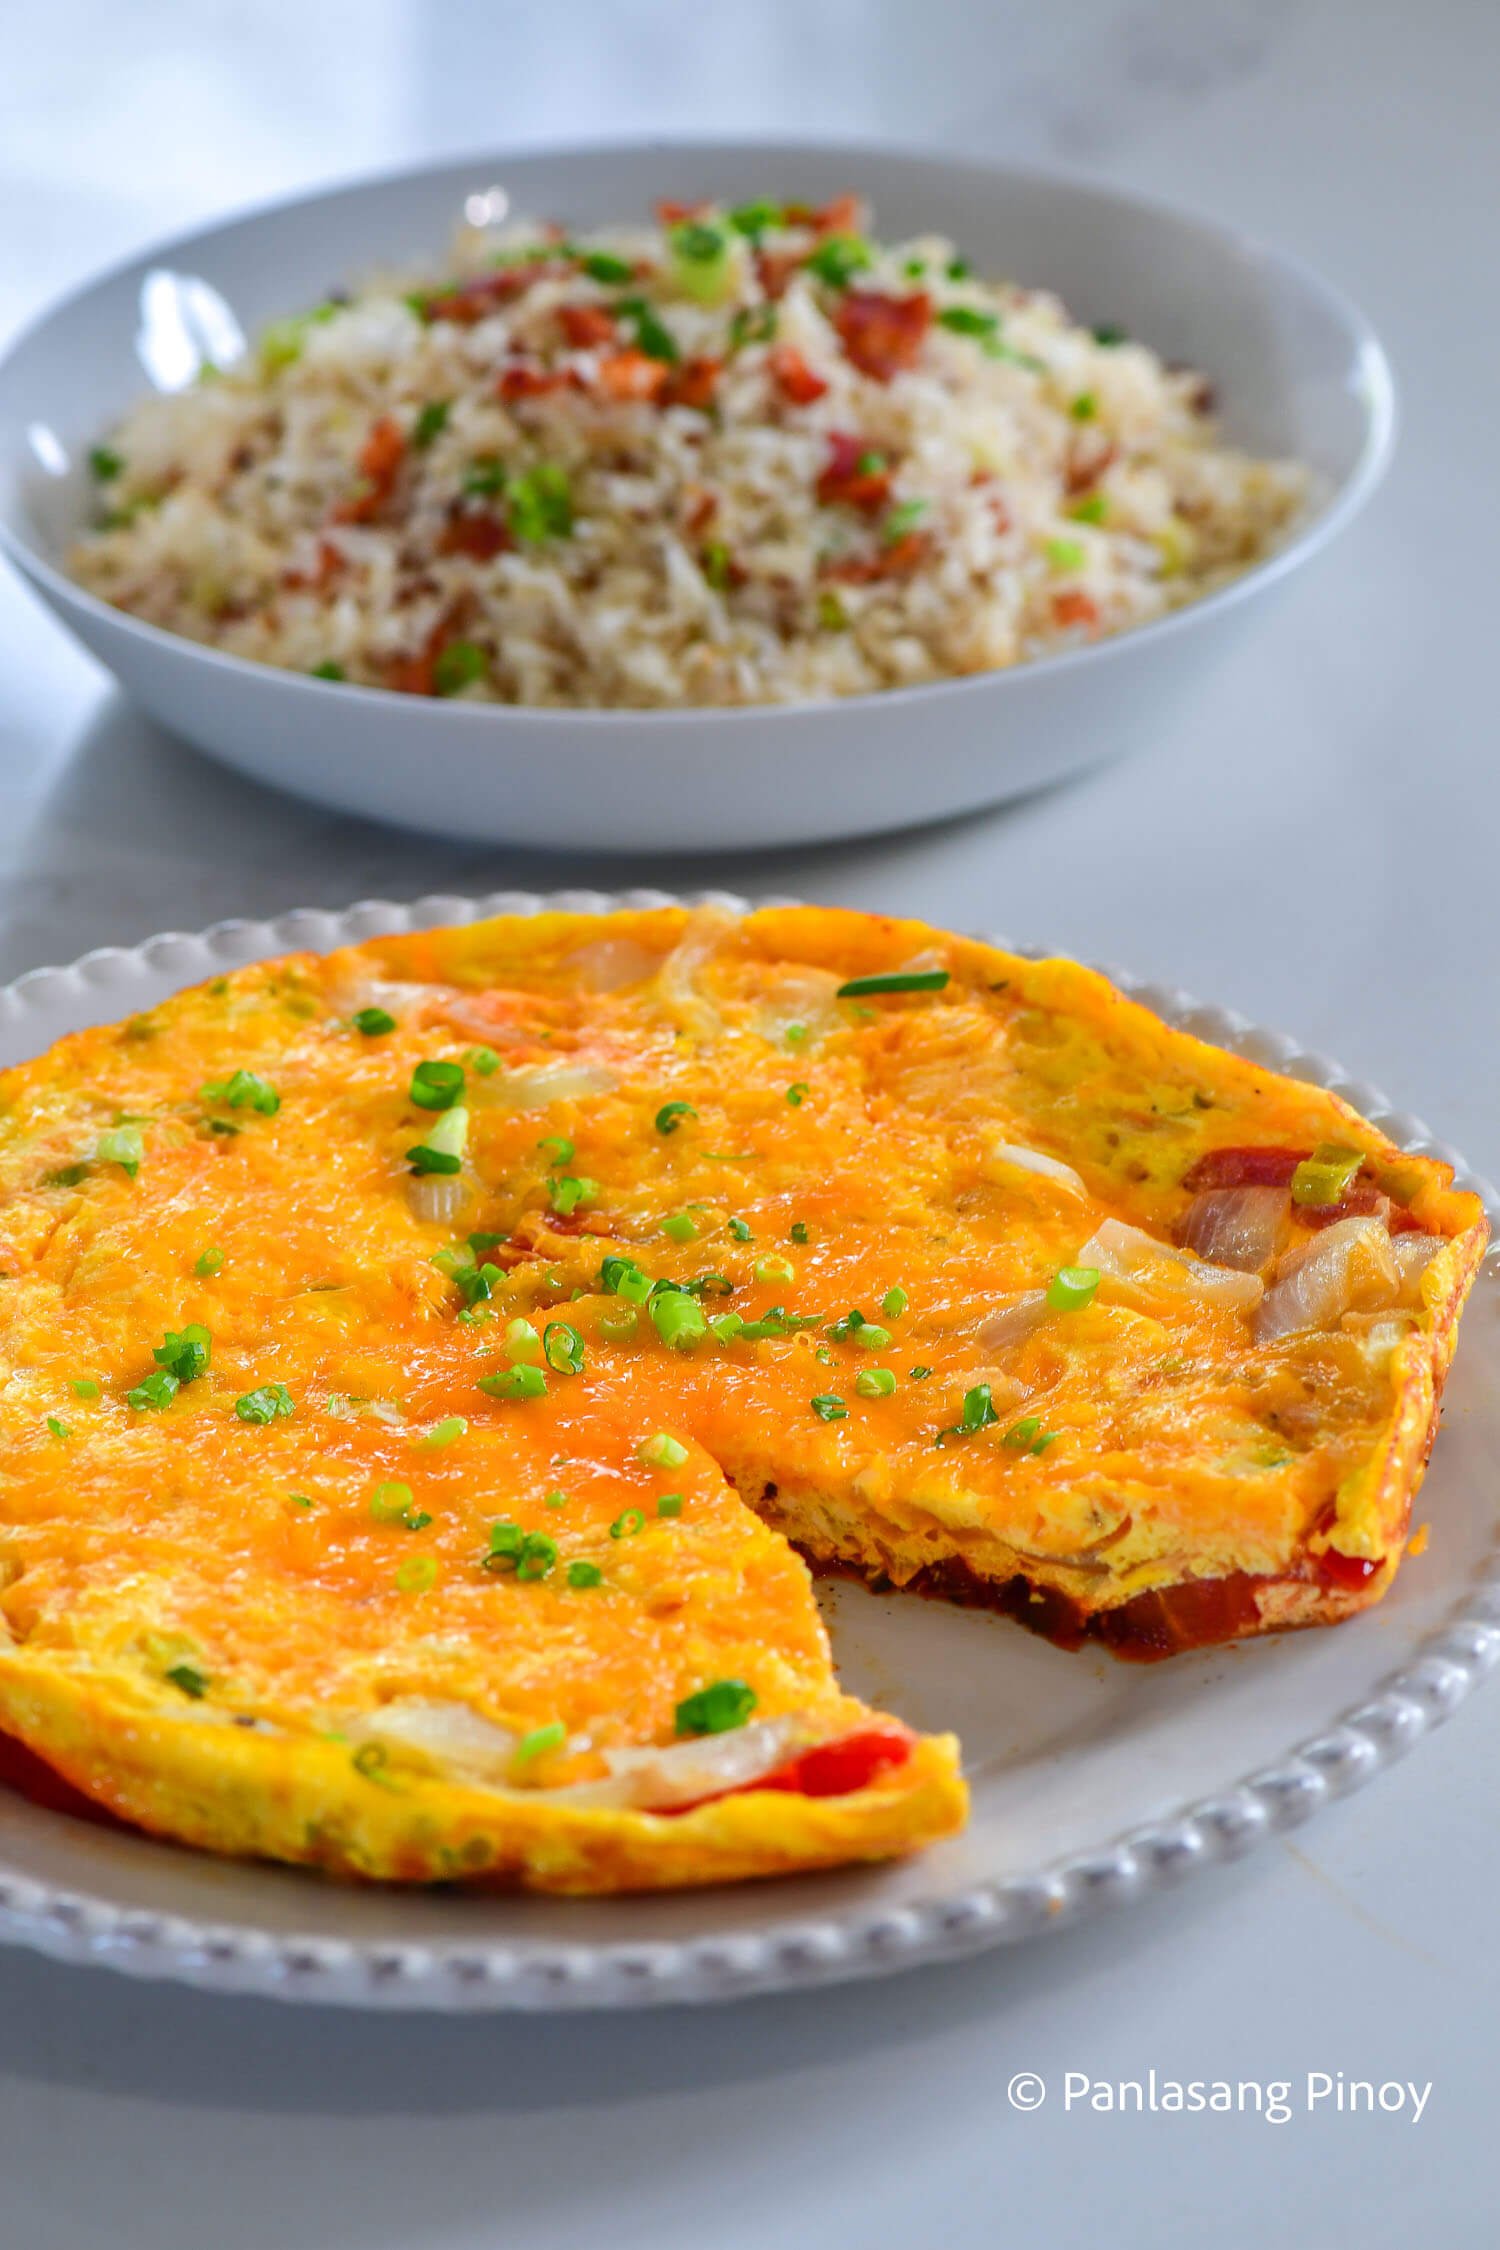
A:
[1066,440,1118,496]
[1184,1146,1308,1192]
[796,192,866,236]
[419,266,564,324]
[1051,588,1099,630]
[282,537,346,592]
[384,601,474,698]
[496,362,583,402]
[834,290,932,382]
[557,303,617,349]
[596,348,671,403]
[1311,1506,1383,1590]
[816,432,893,514]
[826,530,933,584]
[656,198,707,225]
[755,248,802,301]
[437,509,513,561]
[768,343,829,405]
[682,486,718,535]
[1294,1180,1427,1236]
[664,355,723,411]
[330,416,406,524]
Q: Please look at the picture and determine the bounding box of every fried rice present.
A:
[68,193,1310,709]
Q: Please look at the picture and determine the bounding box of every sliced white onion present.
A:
[977,1291,1051,1351]
[545,1716,811,1810]
[1080,1217,1264,1315]
[563,936,665,992]
[346,1698,517,1782]
[1255,1216,1399,1344]
[656,907,735,1041]
[406,1172,470,1227]
[1392,1233,1445,1298]
[753,963,844,1048]
[1178,1185,1289,1272]
[487,1060,620,1110]
[986,1143,1087,1197]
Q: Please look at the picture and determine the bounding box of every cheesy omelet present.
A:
[0,907,1484,1893]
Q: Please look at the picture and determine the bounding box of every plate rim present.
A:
[0,884,1493,2012]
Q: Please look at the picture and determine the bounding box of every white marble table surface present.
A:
[1,2,1496,2242]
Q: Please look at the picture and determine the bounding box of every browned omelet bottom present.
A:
[0,907,1484,1891]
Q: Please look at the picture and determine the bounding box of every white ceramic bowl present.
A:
[0,140,1394,852]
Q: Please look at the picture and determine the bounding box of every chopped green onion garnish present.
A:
[656,1493,684,1517]
[126,1369,178,1412]
[353,1006,397,1036]
[1070,392,1098,421]
[412,399,450,447]
[668,220,735,304]
[676,1679,756,1735]
[166,1662,208,1699]
[947,257,971,279]
[910,1364,932,1380]
[785,1081,809,1106]
[1291,1143,1364,1208]
[661,1211,697,1243]
[310,661,345,681]
[614,297,679,362]
[816,590,849,631]
[638,1431,688,1469]
[789,1221,809,1245]
[46,1416,70,1440]
[754,1254,795,1284]
[194,1247,225,1279]
[938,305,1000,343]
[201,1068,280,1115]
[407,1104,469,1176]
[804,234,872,288]
[396,1554,439,1593]
[417,1415,468,1449]
[89,446,124,480]
[409,1059,465,1111]
[549,1174,597,1216]
[727,1216,754,1242]
[153,1323,212,1384]
[651,1292,707,1351]
[1092,323,1127,346]
[477,1364,547,1401]
[468,1046,501,1076]
[70,1378,100,1400]
[96,1125,144,1178]
[598,1305,639,1340]
[883,498,929,543]
[543,1488,570,1510]
[935,1383,999,1446]
[836,970,949,997]
[505,1317,543,1362]
[433,640,488,695]
[235,1382,293,1425]
[543,1320,586,1375]
[1045,538,1086,572]
[728,302,778,349]
[655,1101,697,1135]
[1068,493,1109,524]
[514,1720,566,1765]
[610,1508,645,1539]
[727,199,784,239]
[1003,1416,1059,1455]
[1046,1264,1100,1312]
[463,456,507,498]
[881,1285,908,1318]
[537,1134,574,1166]
[351,1741,398,1789]
[515,1531,557,1580]
[811,1394,847,1422]
[854,1367,896,1399]
[708,1312,745,1344]
[582,249,634,283]
[568,1559,603,1589]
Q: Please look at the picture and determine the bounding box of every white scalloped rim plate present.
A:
[0,888,1495,2011]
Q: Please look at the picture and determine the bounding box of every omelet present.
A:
[0,907,1484,1893]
